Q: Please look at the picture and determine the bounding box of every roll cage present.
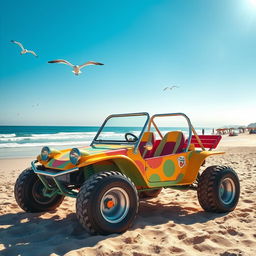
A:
[91,112,206,154]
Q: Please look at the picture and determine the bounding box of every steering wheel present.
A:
[125,133,138,142]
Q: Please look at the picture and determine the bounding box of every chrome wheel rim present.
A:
[100,187,130,223]
[219,177,236,205]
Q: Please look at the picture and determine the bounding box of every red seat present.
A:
[139,132,155,158]
[154,131,185,157]
[184,135,222,150]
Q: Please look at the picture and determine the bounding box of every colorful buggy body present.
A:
[14,112,240,235]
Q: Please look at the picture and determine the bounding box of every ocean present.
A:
[0,126,213,158]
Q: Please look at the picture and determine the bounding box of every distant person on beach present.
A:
[212,128,215,134]
[202,128,205,135]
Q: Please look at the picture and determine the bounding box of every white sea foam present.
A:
[0,131,126,148]
[0,137,29,142]
[0,131,103,142]
[0,133,16,138]
[31,132,97,137]
[0,134,95,142]
[0,140,91,148]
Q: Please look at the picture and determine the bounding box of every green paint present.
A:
[149,174,161,182]
[188,151,201,161]
[175,173,185,183]
[47,160,53,167]
[188,152,193,161]
[52,177,77,198]
[148,173,184,187]
[114,158,148,187]
[163,160,175,177]
[80,165,94,181]
[36,174,51,190]
[42,188,60,198]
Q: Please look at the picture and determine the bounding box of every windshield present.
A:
[93,113,149,145]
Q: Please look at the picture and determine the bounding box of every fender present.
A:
[77,154,148,187]
[181,150,225,184]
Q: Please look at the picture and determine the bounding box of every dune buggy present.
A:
[15,112,240,235]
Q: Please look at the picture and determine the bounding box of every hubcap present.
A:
[100,187,130,223]
[219,177,236,205]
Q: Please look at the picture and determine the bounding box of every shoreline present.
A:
[0,133,255,160]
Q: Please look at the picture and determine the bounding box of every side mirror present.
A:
[144,142,153,151]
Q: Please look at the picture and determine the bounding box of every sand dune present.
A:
[0,134,255,256]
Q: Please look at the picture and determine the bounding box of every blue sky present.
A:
[0,0,255,127]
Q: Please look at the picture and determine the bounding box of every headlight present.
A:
[40,146,60,161]
[70,148,81,165]
[41,146,50,161]
[69,148,89,165]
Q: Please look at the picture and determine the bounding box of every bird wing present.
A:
[27,50,38,57]
[171,85,179,89]
[11,40,25,50]
[79,61,104,69]
[163,87,169,91]
[48,59,74,67]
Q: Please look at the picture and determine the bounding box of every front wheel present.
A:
[14,167,64,212]
[76,171,139,235]
[197,165,240,213]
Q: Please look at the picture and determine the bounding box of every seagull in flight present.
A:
[11,40,38,57]
[48,59,104,75]
[163,85,179,91]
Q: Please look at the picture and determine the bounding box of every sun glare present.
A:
[249,0,256,7]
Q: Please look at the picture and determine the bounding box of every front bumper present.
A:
[31,160,79,177]
[31,160,79,198]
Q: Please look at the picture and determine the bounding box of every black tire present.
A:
[138,188,162,199]
[14,167,64,212]
[197,165,240,213]
[76,171,139,235]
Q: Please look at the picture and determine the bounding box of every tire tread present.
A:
[197,165,239,213]
[76,171,138,235]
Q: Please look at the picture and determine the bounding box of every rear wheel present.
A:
[138,188,162,199]
[14,168,64,212]
[76,171,139,235]
[197,165,240,212]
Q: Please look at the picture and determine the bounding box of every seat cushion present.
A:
[139,132,155,158]
[154,131,185,157]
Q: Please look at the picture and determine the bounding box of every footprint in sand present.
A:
[184,234,209,245]
[227,228,240,236]
[193,243,216,252]
[237,212,250,217]
[211,234,234,247]
[241,239,256,246]
[243,199,254,204]
[220,249,243,256]
[177,232,187,240]
[151,245,161,254]
[169,246,185,253]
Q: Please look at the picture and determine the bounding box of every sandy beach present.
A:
[0,133,255,256]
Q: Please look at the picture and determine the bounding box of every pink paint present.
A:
[135,160,145,174]
[146,157,163,169]
[52,160,67,168]
[105,149,128,156]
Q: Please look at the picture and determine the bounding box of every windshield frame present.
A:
[91,112,150,152]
